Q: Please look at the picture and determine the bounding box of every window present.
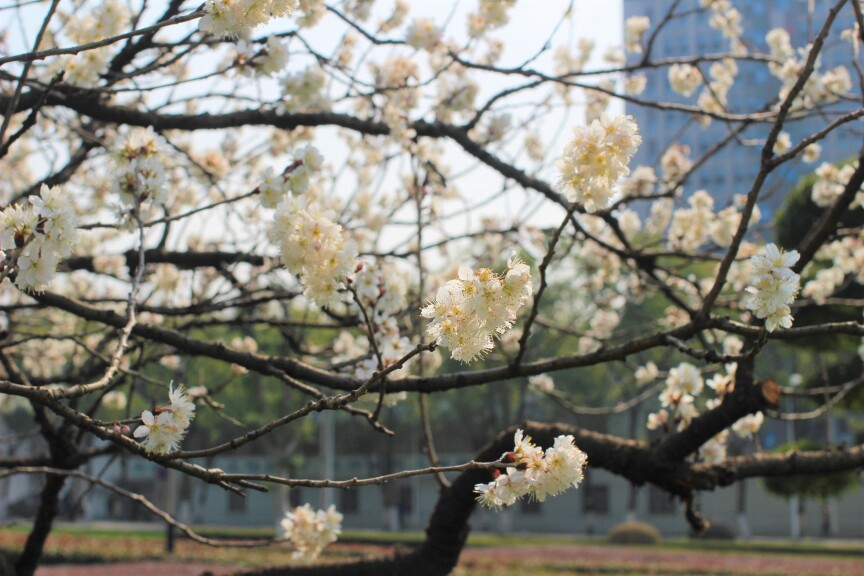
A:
[341,489,359,514]
[228,492,246,513]
[289,488,303,507]
[398,485,413,514]
[520,498,542,515]
[582,484,609,514]
[648,486,676,515]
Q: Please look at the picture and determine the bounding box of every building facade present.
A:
[623,0,858,218]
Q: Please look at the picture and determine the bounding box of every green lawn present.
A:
[2,523,862,575]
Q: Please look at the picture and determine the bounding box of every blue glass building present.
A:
[623,0,859,218]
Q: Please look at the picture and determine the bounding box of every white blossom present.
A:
[200,0,300,39]
[280,504,342,561]
[625,16,650,54]
[556,114,642,213]
[474,429,587,509]
[421,257,533,363]
[744,243,801,332]
[732,412,764,439]
[668,64,702,97]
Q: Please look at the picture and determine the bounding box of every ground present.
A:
[4,526,863,576]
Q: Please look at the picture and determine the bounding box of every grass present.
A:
[2,523,862,575]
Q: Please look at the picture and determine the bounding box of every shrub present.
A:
[691,521,736,540]
[607,521,662,545]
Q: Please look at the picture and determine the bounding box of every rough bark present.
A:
[14,473,67,576]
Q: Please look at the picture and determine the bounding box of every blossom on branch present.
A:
[474,429,587,509]
[200,0,299,39]
[0,184,78,292]
[421,257,533,363]
[133,383,196,455]
[744,243,801,332]
[556,114,642,213]
[280,504,343,561]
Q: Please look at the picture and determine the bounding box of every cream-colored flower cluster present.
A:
[475,429,587,509]
[133,384,196,454]
[200,0,299,39]
[625,16,651,54]
[696,58,738,125]
[282,67,332,112]
[467,0,516,38]
[406,18,442,51]
[235,37,290,77]
[280,504,342,561]
[0,184,78,292]
[668,64,702,97]
[744,243,801,332]
[556,114,642,213]
[802,232,864,305]
[270,196,358,308]
[112,127,168,216]
[643,339,763,465]
[765,28,853,110]
[47,0,130,87]
[812,162,861,208]
[421,257,533,363]
[703,0,744,54]
[666,191,760,251]
[265,145,357,307]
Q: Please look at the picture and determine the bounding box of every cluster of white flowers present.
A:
[624,74,648,95]
[265,145,357,307]
[667,190,715,251]
[421,257,533,363]
[282,66,332,112]
[765,28,853,110]
[235,36,290,77]
[621,166,658,199]
[699,431,729,464]
[47,0,130,87]
[528,373,555,393]
[802,233,864,305]
[556,114,642,213]
[371,56,421,146]
[475,429,587,509]
[744,243,801,332]
[259,146,324,208]
[732,412,764,438]
[101,390,128,411]
[668,63,702,97]
[133,383,196,454]
[0,184,78,292]
[405,18,442,51]
[802,143,822,164]
[660,144,693,192]
[666,191,760,251]
[112,127,168,215]
[696,58,738,124]
[653,362,703,430]
[704,0,744,54]
[270,196,358,307]
[280,504,342,561]
[466,0,516,38]
[773,131,792,155]
[645,338,762,463]
[200,0,299,39]
[812,162,861,208]
[553,40,594,85]
[624,16,651,54]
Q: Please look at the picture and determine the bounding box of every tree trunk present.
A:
[15,473,66,576]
